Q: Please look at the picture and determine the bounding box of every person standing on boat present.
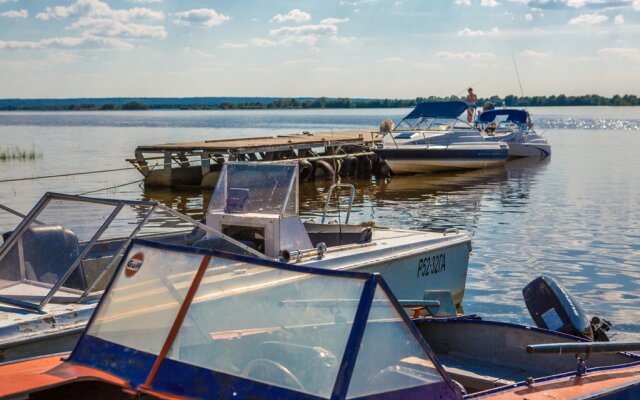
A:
[466,87,478,123]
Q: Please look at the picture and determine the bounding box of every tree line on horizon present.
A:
[0,94,638,111]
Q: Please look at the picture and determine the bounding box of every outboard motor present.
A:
[522,276,610,342]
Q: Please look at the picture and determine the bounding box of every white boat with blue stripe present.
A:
[374,101,509,174]
[478,108,551,158]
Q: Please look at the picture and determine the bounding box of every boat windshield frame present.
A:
[0,193,270,312]
[393,116,474,133]
[69,239,459,400]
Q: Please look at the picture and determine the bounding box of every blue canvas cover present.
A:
[405,101,469,119]
[478,109,528,124]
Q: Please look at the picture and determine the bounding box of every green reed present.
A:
[0,146,42,161]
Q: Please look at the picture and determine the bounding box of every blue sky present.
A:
[0,0,639,98]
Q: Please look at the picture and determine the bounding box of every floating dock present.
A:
[128,130,384,188]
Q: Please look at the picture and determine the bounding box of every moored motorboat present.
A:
[478,108,551,158]
[199,162,472,308]
[0,242,636,400]
[0,193,260,362]
[373,101,509,174]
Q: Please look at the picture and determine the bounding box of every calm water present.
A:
[1,107,639,339]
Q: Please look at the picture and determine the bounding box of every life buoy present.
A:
[314,160,335,180]
[298,159,313,181]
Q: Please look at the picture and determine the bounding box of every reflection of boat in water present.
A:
[373,101,509,174]
[0,242,637,399]
[478,109,551,158]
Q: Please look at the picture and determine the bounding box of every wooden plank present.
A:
[136,130,381,152]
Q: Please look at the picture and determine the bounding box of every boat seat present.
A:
[303,223,372,247]
[21,224,87,291]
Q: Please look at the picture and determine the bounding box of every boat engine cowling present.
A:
[522,276,610,341]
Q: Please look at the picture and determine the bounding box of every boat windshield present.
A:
[208,162,298,217]
[73,240,456,400]
[0,193,259,311]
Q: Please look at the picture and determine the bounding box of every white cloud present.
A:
[614,14,624,25]
[380,57,403,63]
[0,35,134,50]
[270,24,338,37]
[329,35,357,44]
[481,0,500,7]
[69,18,167,38]
[435,51,496,59]
[183,47,214,58]
[271,9,310,23]
[458,27,501,37]
[251,37,279,47]
[174,9,230,27]
[634,0,640,11]
[36,0,165,21]
[568,13,608,25]
[221,43,248,49]
[411,62,442,68]
[525,13,533,21]
[1,9,27,18]
[598,47,640,60]
[128,0,162,3]
[566,0,586,7]
[519,50,551,57]
[454,0,471,5]
[320,17,349,24]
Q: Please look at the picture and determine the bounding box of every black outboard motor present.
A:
[523,276,611,341]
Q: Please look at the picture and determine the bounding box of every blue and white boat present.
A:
[374,101,509,174]
[478,108,551,158]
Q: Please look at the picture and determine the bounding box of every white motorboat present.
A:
[199,162,472,308]
[0,193,259,362]
[373,101,509,174]
[478,108,551,158]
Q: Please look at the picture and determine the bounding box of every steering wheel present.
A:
[242,358,305,391]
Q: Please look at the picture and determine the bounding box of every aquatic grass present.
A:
[0,146,42,161]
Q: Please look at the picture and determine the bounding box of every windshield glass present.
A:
[208,162,298,217]
[394,118,419,131]
[72,242,453,399]
[0,195,155,309]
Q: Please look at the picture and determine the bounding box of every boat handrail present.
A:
[526,342,640,355]
[321,183,355,225]
[443,228,459,236]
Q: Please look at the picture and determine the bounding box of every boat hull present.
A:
[305,231,471,308]
[507,142,551,158]
[375,147,508,174]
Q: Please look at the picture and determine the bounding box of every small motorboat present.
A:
[478,108,551,158]
[199,162,472,308]
[0,192,261,362]
[373,101,509,174]
[0,242,637,400]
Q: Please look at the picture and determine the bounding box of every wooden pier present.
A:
[128,130,384,188]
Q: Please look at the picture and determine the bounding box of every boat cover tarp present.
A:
[405,101,469,119]
[478,109,528,124]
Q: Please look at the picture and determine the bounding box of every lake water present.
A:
[1,107,639,339]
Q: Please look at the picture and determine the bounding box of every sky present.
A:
[0,0,639,99]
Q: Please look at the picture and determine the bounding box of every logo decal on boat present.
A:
[125,252,144,277]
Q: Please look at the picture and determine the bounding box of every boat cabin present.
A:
[204,162,373,259]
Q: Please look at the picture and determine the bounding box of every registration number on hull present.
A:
[417,254,445,278]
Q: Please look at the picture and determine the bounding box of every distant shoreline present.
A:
[0,94,638,111]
